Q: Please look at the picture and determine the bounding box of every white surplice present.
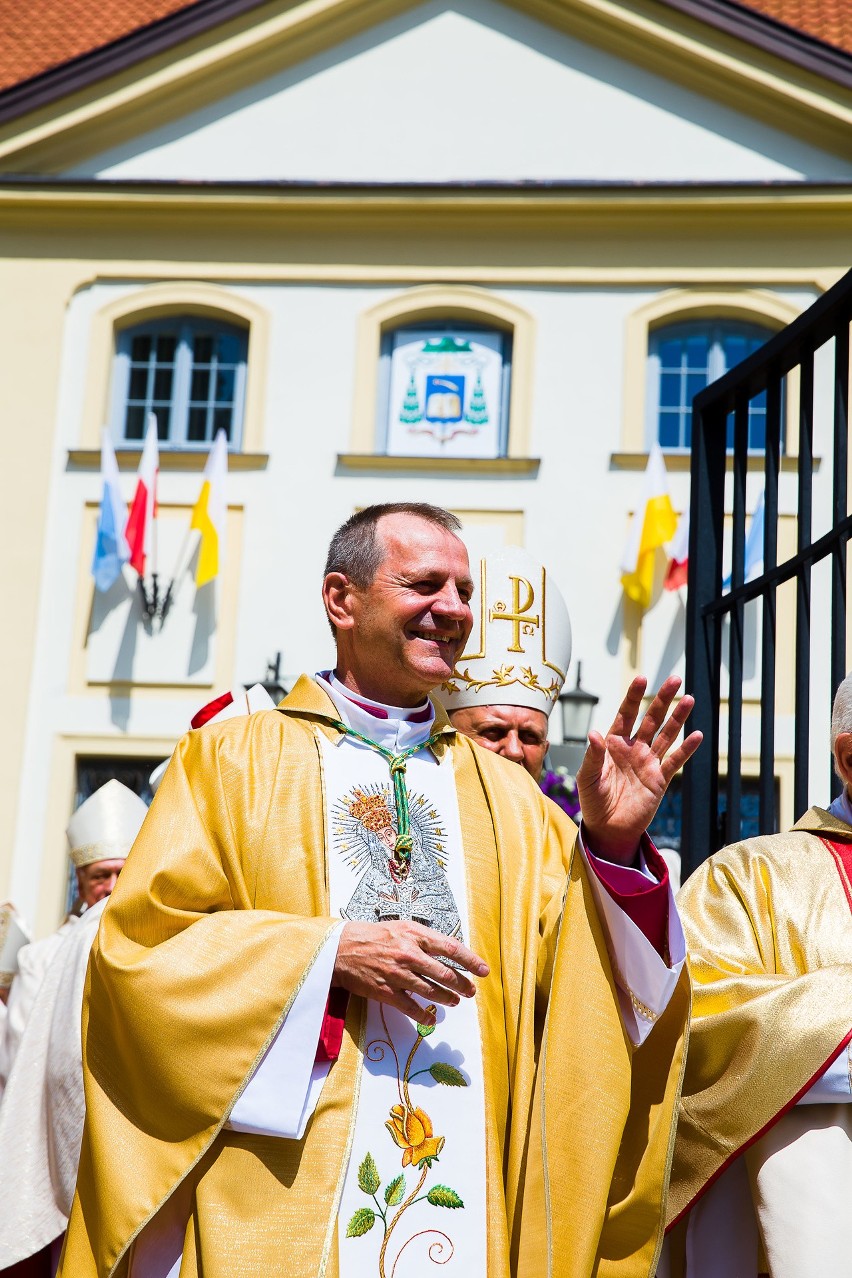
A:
[0,900,103,1268]
[0,917,76,1095]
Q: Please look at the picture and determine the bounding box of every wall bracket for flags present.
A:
[138,574,174,629]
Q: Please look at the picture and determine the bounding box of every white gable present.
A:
[70,0,852,182]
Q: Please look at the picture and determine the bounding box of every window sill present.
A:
[610,452,817,473]
[336,453,540,475]
[67,449,269,471]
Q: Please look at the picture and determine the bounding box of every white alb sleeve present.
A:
[578,834,685,1048]
[227,924,343,1140]
[798,1042,852,1105]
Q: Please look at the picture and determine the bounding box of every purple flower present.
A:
[540,769,581,820]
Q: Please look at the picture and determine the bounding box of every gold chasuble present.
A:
[60,678,687,1278]
[667,808,852,1243]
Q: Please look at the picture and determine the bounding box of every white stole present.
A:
[319,707,488,1278]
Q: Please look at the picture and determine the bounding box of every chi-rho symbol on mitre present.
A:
[436,546,572,717]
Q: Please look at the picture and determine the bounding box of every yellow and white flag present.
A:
[620,443,678,609]
[190,429,228,588]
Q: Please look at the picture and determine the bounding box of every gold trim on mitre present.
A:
[66,779,148,868]
[437,548,572,718]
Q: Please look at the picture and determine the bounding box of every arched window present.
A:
[111,316,248,448]
[377,320,512,459]
[648,319,777,452]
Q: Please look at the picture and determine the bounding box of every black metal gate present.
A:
[682,269,852,877]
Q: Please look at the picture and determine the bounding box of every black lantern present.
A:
[246,653,287,703]
[558,661,600,747]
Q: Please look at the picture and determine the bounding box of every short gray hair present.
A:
[323,503,463,632]
[832,672,852,751]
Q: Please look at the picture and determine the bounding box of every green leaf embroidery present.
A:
[416,1020,436,1037]
[357,1152,381,1196]
[426,1185,464,1209]
[384,1173,405,1206]
[429,1062,467,1087]
[346,1208,376,1237]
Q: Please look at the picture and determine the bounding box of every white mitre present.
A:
[148,684,277,794]
[66,779,148,870]
[437,547,572,717]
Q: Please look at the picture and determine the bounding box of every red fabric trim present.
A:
[315,987,350,1063]
[344,697,388,720]
[190,690,234,729]
[668,834,852,1231]
[822,836,852,911]
[586,834,670,955]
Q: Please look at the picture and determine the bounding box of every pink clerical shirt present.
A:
[584,836,670,958]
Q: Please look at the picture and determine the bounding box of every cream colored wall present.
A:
[0,259,85,908]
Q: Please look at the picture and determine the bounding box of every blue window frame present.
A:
[111,317,248,448]
[648,320,779,452]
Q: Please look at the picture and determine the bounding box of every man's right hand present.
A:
[332,921,489,1025]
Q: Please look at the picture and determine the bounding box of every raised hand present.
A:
[576,675,703,866]
[333,920,490,1024]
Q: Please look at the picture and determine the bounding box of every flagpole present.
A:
[159,524,200,621]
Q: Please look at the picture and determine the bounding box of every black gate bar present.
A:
[683,267,852,875]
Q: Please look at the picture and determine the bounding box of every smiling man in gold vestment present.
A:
[60,503,695,1278]
[664,672,852,1278]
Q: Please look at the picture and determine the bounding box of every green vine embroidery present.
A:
[345,1005,468,1277]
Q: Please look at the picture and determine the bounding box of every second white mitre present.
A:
[437,545,571,716]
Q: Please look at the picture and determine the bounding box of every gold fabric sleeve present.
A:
[469,748,687,1278]
[62,710,356,1278]
[512,820,688,1278]
[668,812,852,1226]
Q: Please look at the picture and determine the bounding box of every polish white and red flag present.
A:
[664,505,690,593]
[124,413,159,576]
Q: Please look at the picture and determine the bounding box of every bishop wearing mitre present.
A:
[0,779,147,1276]
[61,503,698,1278]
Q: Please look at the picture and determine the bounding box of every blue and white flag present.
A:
[91,430,130,592]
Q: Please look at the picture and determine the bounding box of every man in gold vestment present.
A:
[61,503,695,1278]
[665,672,852,1278]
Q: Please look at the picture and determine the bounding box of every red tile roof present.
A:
[0,0,202,93]
[0,0,847,98]
[742,0,852,53]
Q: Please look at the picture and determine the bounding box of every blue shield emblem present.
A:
[424,374,465,424]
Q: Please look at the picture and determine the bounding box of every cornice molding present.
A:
[0,179,851,226]
[655,0,852,89]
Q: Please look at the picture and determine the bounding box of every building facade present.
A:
[0,0,850,935]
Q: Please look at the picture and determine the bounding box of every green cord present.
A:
[329,719,446,877]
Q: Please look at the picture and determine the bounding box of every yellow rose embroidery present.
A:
[385,1104,445,1168]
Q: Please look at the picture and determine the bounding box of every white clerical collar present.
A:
[315,672,437,754]
[828,787,852,828]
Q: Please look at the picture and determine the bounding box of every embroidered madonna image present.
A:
[332,785,462,940]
